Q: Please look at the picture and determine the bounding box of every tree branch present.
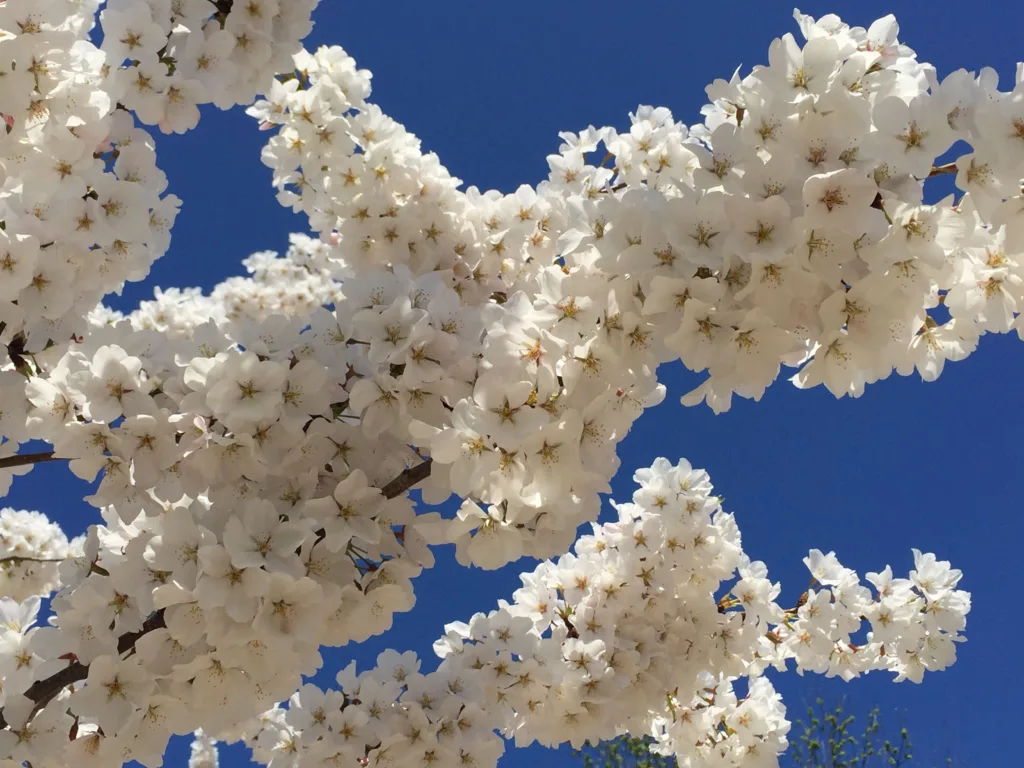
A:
[0,451,59,470]
[0,610,167,729]
[380,458,432,498]
[0,556,65,565]
[0,461,432,730]
[928,162,957,177]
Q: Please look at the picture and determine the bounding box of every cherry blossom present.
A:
[0,4,1014,767]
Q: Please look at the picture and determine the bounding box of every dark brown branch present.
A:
[0,556,65,565]
[0,451,59,470]
[380,458,432,499]
[0,611,167,729]
[928,162,957,177]
[0,461,431,730]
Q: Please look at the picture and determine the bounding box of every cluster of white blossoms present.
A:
[101,0,318,131]
[97,232,342,335]
[0,507,70,600]
[253,10,1024,413]
[0,0,177,361]
[222,459,968,768]
[187,729,218,768]
[0,0,319,370]
[0,4,1002,768]
[0,458,969,768]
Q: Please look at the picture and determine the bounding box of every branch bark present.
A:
[0,460,432,730]
[380,458,432,499]
[0,611,167,729]
[928,162,957,177]
[0,451,59,470]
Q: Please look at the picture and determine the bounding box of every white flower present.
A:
[70,655,155,732]
[726,195,797,261]
[195,543,270,622]
[870,95,955,178]
[302,469,384,553]
[0,696,72,764]
[202,351,288,430]
[0,232,39,302]
[100,5,168,67]
[755,32,840,100]
[450,500,524,570]
[68,345,150,424]
[802,169,883,236]
[253,573,325,647]
[144,506,216,588]
[223,500,311,578]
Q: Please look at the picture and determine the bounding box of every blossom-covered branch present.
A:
[0,610,168,730]
[0,3,1007,767]
[0,458,431,734]
[0,456,969,765]
[231,458,968,768]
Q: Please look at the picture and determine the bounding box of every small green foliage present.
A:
[571,734,675,768]
[789,699,918,768]
[574,701,943,768]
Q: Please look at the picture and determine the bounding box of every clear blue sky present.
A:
[9,1,1024,766]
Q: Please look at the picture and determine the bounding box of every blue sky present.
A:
[9,1,1024,766]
